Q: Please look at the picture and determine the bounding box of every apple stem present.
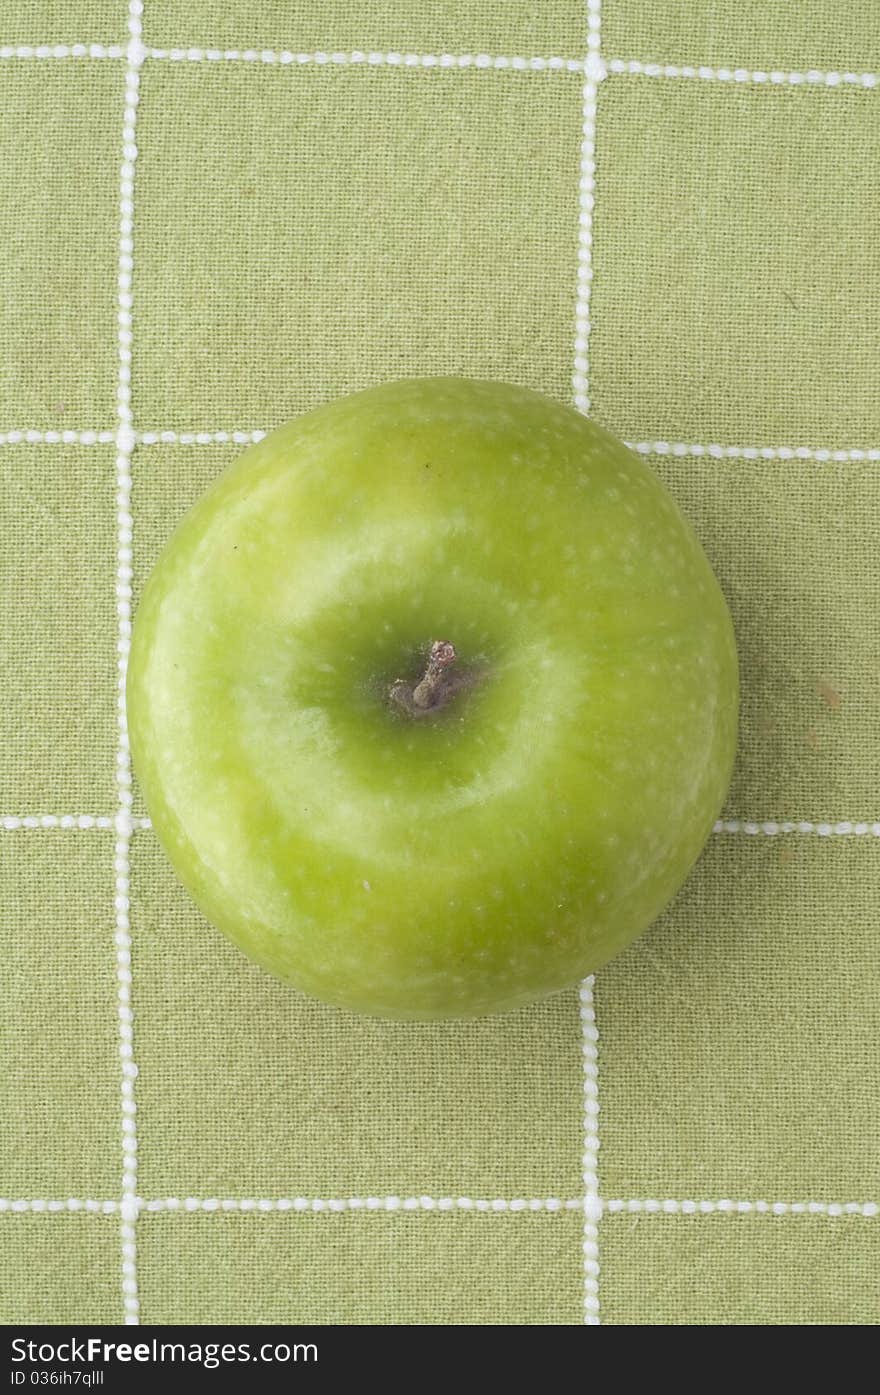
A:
[412,639,457,708]
[390,640,464,718]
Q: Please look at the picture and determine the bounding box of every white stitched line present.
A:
[580,981,601,1322]
[1,815,116,830]
[147,47,587,72]
[0,44,125,60]
[136,429,268,445]
[714,819,880,837]
[577,4,604,1330]
[0,430,116,445]
[126,1197,880,1217]
[606,58,879,89]
[0,814,151,831]
[605,1199,880,1216]
[113,0,145,1328]
[0,428,265,446]
[0,1200,121,1213]
[144,1196,880,1216]
[572,42,605,416]
[3,430,878,463]
[143,1196,584,1213]
[0,25,871,1334]
[3,1196,875,1217]
[628,441,880,462]
[2,816,877,838]
[0,46,877,91]
[0,815,151,830]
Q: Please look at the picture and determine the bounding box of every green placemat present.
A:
[1,1,878,1327]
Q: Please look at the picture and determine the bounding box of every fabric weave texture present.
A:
[1,0,878,1326]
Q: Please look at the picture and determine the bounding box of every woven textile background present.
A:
[1,0,879,1327]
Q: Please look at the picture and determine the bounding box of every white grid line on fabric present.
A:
[111,0,145,1328]
[3,816,880,837]
[579,980,600,1318]
[4,431,879,464]
[2,12,874,1334]
[0,44,125,59]
[0,45,584,71]
[575,0,604,1329]
[1,1196,877,1217]
[714,819,880,837]
[0,45,878,90]
[629,442,880,463]
[0,430,117,444]
[0,1200,122,1213]
[571,48,603,418]
[2,815,128,829]
[605,1199,880,1216]
[137,430,267,445]
[607,58,879,89]
[148,48,587,72]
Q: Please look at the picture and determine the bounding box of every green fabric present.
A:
[0,1216,121,1325]
[602,2,880,74]
[0,62,120,424]
[601,1216,880,1326]
[0,448,116,809]
[0,837,119,1197]
[0,3,121,47]
[133,62,580,428]
[1,1,878,1327]
[591,81,880,447]
[648,460,880,819]
[133,832,582,1199]
[145,3,587,58]
[139,1213,584,1326]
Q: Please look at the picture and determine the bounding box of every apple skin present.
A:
[128,379,737,1019]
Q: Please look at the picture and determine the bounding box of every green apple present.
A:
[128,379,737,1019]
